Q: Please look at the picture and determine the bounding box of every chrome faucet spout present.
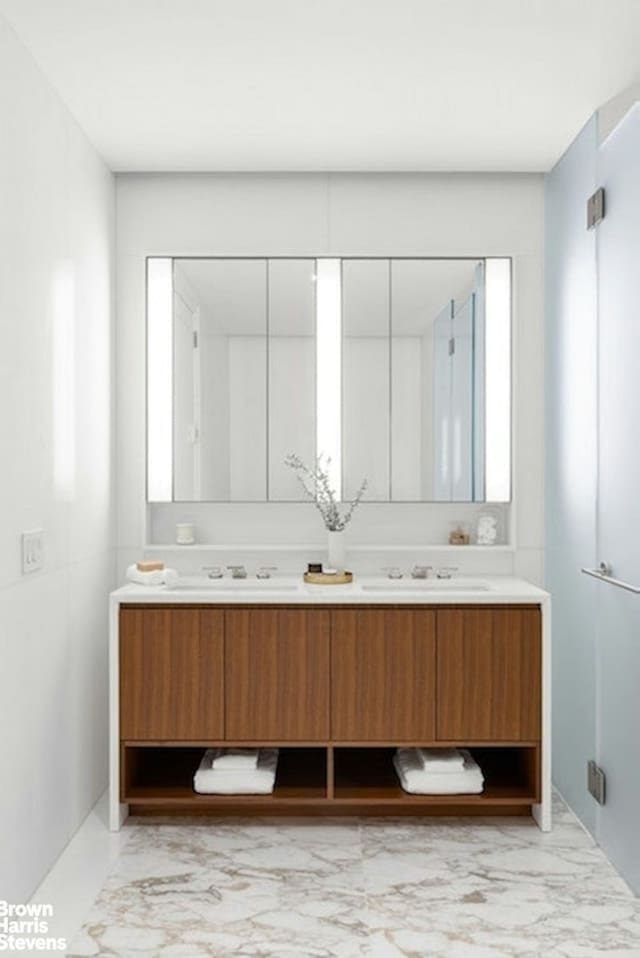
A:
[436,566,458,580]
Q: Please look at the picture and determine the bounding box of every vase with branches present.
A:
[285,453,367,571]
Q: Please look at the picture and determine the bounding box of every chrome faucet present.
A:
[411,564,433,579]
[256,566,278,579]
[382,566,404,579]
[202,565,223,579]
[436,566,458,579]
[227,564,248,579]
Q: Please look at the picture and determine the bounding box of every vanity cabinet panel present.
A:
[225,609,330,741]
[436,608,541,741]
[115,601,547,825]
[331,609,436,741]
[120,608,224,740]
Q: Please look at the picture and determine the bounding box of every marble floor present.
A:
[65,795,640,958]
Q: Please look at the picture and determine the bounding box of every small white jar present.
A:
[176,522,196,545]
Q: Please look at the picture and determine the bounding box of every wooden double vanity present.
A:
[110,579,550,830]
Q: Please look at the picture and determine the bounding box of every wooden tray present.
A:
[303,571,353,586]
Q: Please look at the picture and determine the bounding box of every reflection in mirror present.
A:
[389,259,485,501]
[172,258,267,501]
[268,259,316,500]
[342,260,390,501]
[340,258,509,502]
[147,256,511,504]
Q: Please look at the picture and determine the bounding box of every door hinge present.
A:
[587,188,605,230]
[588,759,606,805]
[448,337,455,356]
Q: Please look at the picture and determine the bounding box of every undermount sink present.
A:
[361,581,490,593]
[168,578,299,592]
[164,576,491,594]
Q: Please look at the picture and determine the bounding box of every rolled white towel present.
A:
[212,748,259,770]
[194,748,279,795]
[163,568,179,588]
[394,748,484,795]
[126,565,178,587]
[417,748,465,773]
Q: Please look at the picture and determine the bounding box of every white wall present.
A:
[391,336,422,500]
[228,336,267,500]
[343,336,390,501]
[200,325,230,500]
[0,17,115,901]
[172,288,197,499]
[268,335,315,500]
[116,172,543,580]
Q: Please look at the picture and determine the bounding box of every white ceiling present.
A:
[1,0,639,172]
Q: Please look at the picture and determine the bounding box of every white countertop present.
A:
[111,575,548,605]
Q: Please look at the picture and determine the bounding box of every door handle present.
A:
[581,561,640,594]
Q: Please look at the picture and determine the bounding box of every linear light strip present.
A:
[315,258,342,497]
[484,258,511,501]
[147,258,173,502]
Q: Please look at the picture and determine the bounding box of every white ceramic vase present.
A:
[327,529,346,572]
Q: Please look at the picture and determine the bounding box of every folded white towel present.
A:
[211,748,259,770]
[394,748,484,795]
[194,748,279,795]
[126,565,179,587]
[417,748,465,773]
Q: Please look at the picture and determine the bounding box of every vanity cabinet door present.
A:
[120,607,224,740]
[436,608,541,741]
[331,609,436,741]
[225,609,330,741]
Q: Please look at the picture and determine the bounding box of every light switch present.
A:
[22,529,44,574]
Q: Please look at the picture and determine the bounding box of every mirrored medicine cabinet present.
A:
[147,256,511,504]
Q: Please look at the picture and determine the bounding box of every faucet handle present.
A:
[436,566,458,579]
[382,566,404,580]
[202,565,224,579]
[256,566,277,579]
[411,564,433,579]
[227,564,248,579]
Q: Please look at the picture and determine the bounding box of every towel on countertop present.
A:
[194,748,279,795]
[416,748,465,773]
[126,565,179,588]
[394,748,484,795]
[211,748,259,770]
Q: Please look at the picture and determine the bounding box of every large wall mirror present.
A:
[147,257,511,503]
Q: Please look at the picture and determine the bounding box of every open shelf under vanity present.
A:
[121,742,540,817]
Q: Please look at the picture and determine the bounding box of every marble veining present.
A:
[68,794,640,957]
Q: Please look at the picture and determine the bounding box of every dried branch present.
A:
[285,453,367,532]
